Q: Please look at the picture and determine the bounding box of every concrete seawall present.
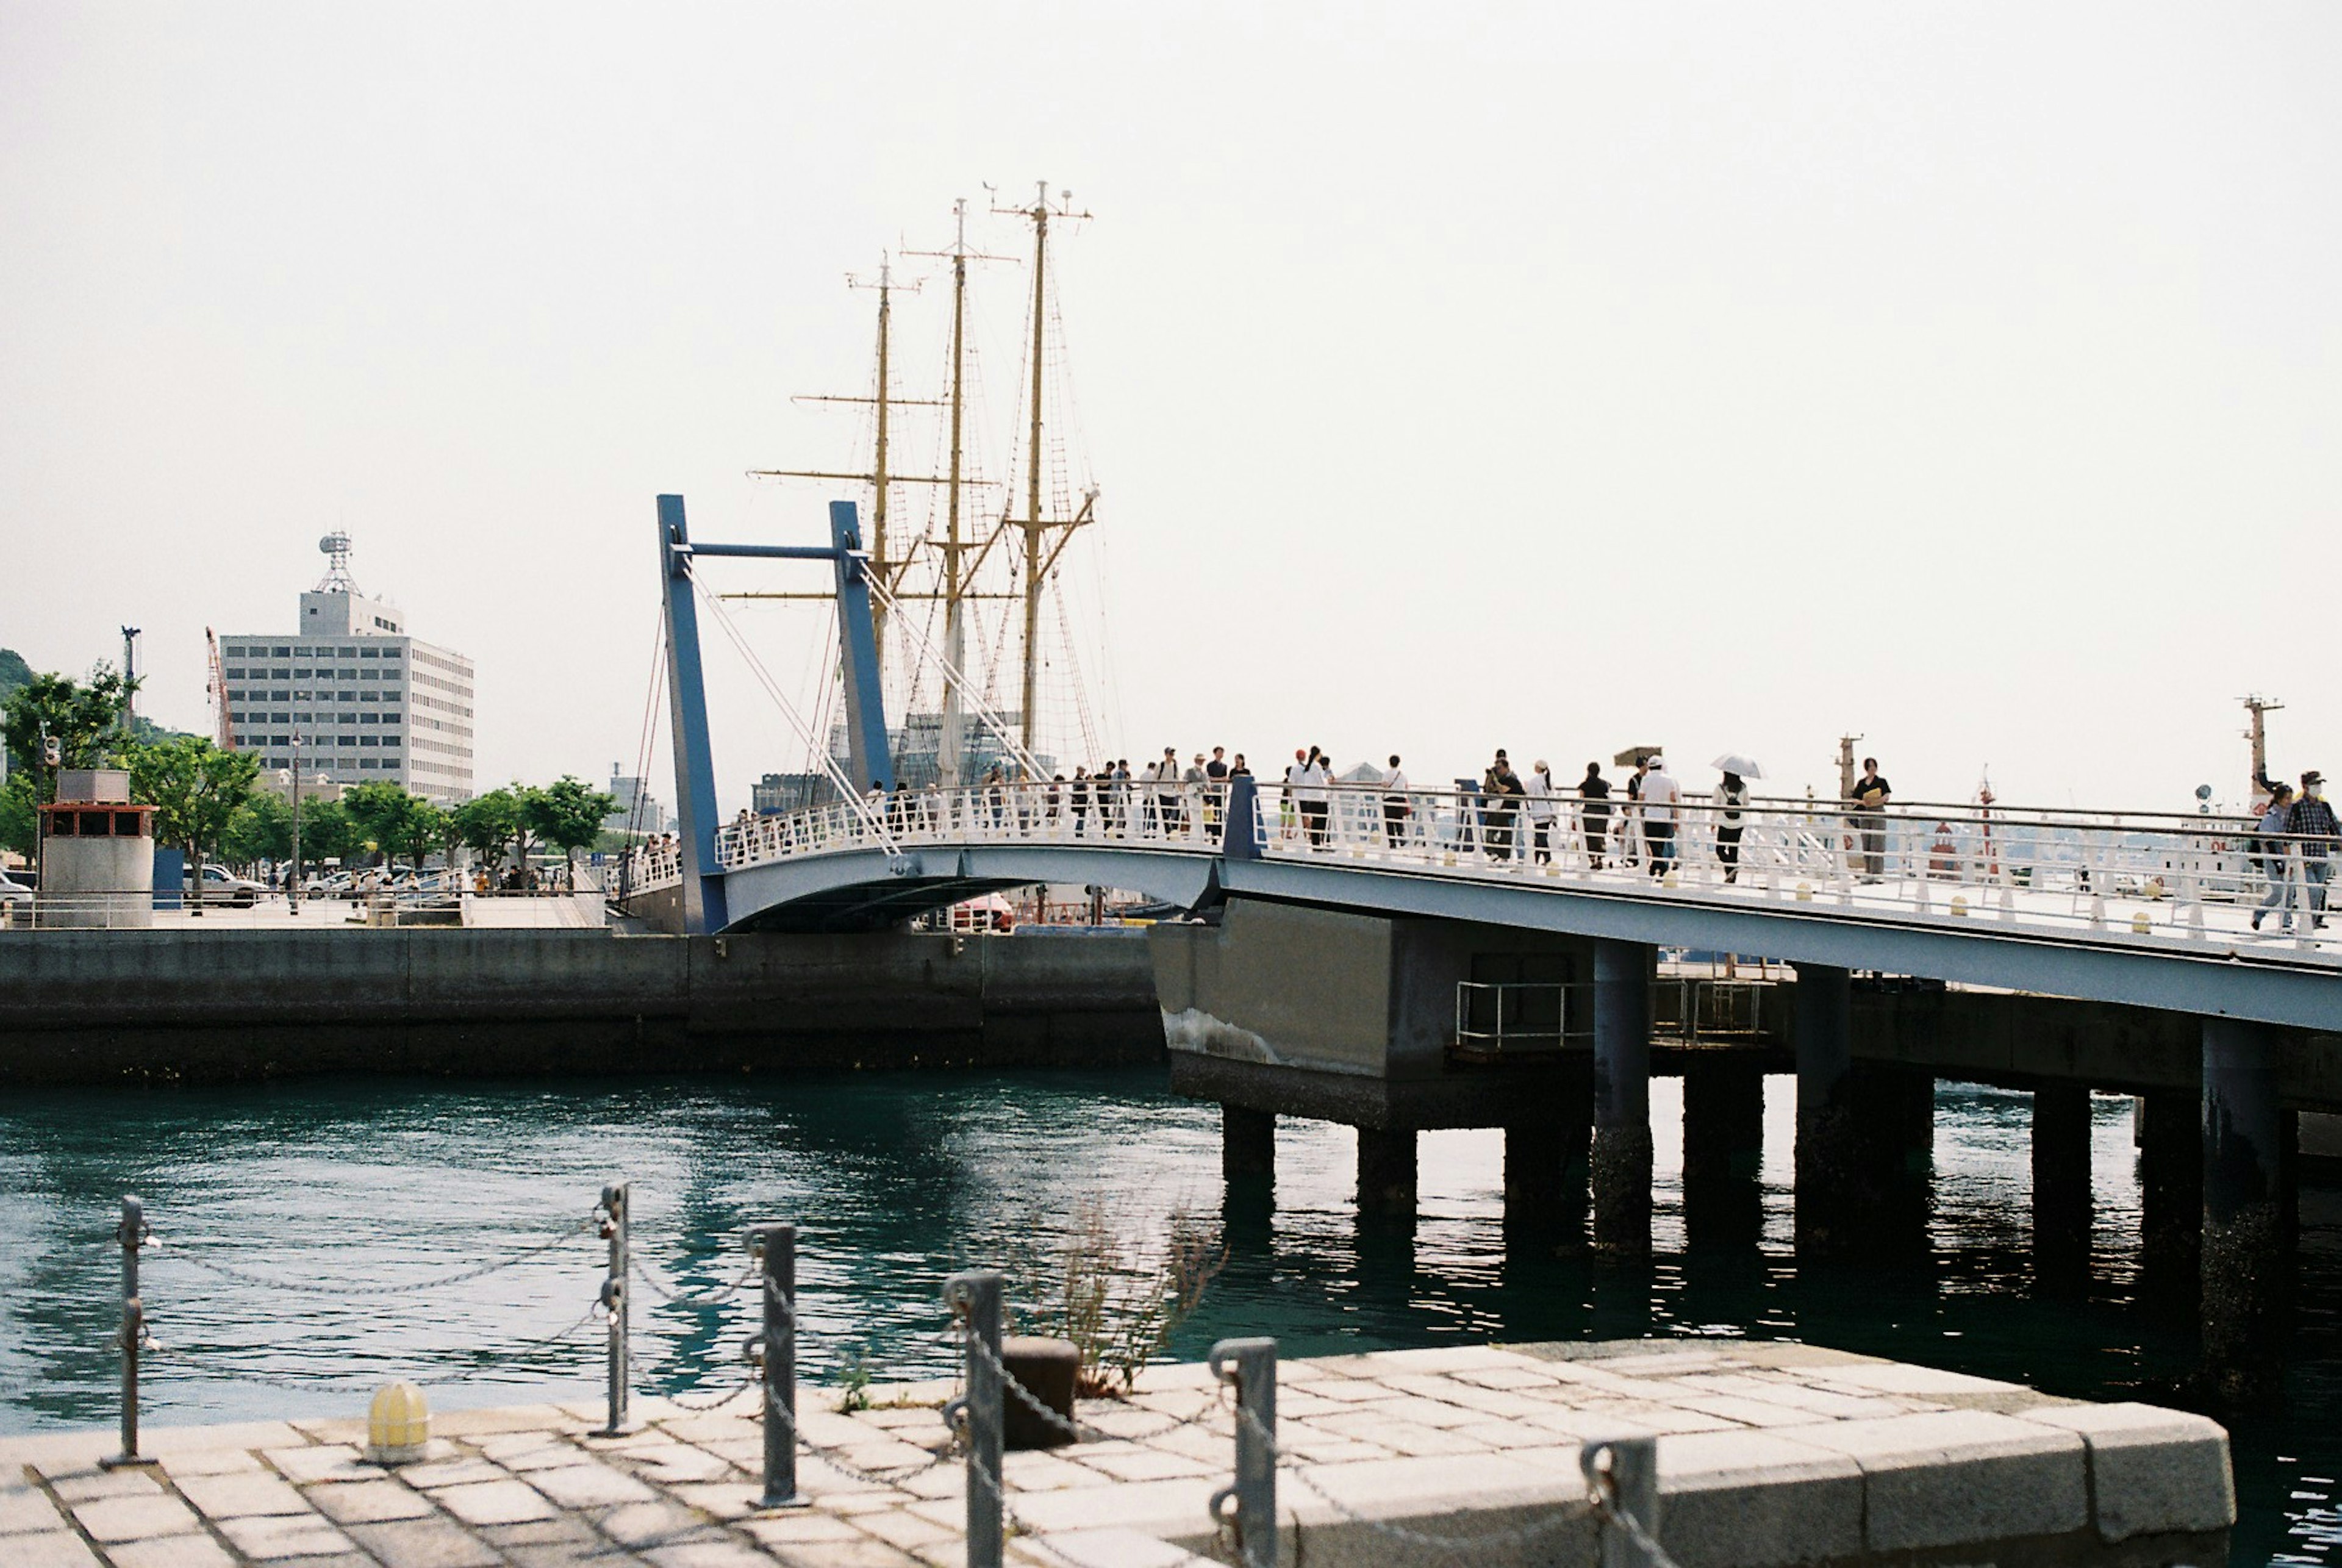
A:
[0,929,1161,1085]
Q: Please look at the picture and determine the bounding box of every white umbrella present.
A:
[1711,753,1765,779]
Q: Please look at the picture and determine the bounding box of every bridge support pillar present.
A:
[1794,963,1858,1254]
[1682,1058,1765,1247]
[1222,1106,1275,1185]
[2138,1088,2202,1309]
[2032,1084,2093,1286]
[1357,1128,1416,1219]
[2203,1018,2288,1403]
[1508,1056,1592,1248]
[1591,939,1654,1258]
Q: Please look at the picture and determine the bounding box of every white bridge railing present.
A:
[618,781,2341,962]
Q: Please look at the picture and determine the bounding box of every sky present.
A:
[2,3,2336,814]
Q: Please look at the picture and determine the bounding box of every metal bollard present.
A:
[1208,1337,1277,1568]
[598,1183,630,1436]
[943,1270,1004,1568]
[752,1223,807,1509]
[1581,1434,1661,1568]
[101,1195,157,1470]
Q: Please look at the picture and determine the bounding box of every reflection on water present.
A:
[1,1069,2336,1563]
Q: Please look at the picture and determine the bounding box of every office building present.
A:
[217,534,476,803]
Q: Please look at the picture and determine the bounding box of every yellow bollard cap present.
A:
[365,1381,431,1464]
[1794,881,1814,902]
[2131,910,2154,936]
[1950,895,1970,918]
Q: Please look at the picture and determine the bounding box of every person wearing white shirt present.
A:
[1297,747,1331,848]
[1380,755,1411,847]
[1525,761,1558,864]
[1640,757,1681,878]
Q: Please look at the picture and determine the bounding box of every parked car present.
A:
[185,864,266,908]
[0,870,32,912]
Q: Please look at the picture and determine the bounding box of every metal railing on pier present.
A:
[86,1185,1676,1568]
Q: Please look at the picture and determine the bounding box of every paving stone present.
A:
[1778,1409,2087,1552]
[435,1477,559,1525]
[740,1508,868,1544]
[267,1446,382,1485]
[215,1509,360,1559]
[1017,1529,1208,1567]
[528,1462,659,1509]
[599,1498,716,1546]
[72,1492,202,1542]
[434,1404,578,1438]
[159,1448,267,1478]
[342,1514,504,1568]
[664,1482,759,1520]
[175,1469,313,1517]
[1656,1428,1864,1568]
[108,1535,242,1568]
[856,1506,960,1550]
[0,1483,70,1534]
[7,1531,104,1568]
[49,1466,165,1501]
[304,1479,439,1523]
[2022,1402,2237,1541]
[643,1542,779,1568]
[1067,1447,1222,1483]
[398,1457,510,1490]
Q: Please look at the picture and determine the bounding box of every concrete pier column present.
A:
[1682,1058,1765,1246]
[1357,1126,1417,1219]
[1222,1105,1275,1184]
[1591,939,1655,1257]
[2032,1084,2094,1285]
[2138,1089,2202,1308]
[1793,962,1858,1253]
[2202,1018,2288,1403]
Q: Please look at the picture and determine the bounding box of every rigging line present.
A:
[628,605,667,848]
[689,576,900,853]
[863,575,1050,782]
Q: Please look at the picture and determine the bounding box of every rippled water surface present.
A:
[3,1068,2338,1564]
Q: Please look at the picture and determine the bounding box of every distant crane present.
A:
[206,628,236,750]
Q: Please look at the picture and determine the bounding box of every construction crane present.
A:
[206,628,236,750]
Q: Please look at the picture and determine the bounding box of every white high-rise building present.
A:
[218,534,476,803]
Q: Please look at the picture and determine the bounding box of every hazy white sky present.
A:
[4,4,2335,812]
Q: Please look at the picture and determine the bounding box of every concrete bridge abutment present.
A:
[2203,1016,2290,1403]
[1591,938,1655,1257]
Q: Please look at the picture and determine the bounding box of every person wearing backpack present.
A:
[1714,770,1750,884]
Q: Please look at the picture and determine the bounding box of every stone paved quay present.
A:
[2,1339,2235,1567]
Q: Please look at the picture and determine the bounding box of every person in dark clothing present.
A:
[1581,763,1612,868]
[2290,770,2338,930]
[1483,750,1523,861]
[1714,770,1749,884]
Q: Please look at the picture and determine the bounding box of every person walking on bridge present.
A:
[1850,757,1893,881]
[1641,757,1681,878]
[2290,771,2337,931]
[1525,761,1558,864]
[1381,755,1411,847]
[1483,750,1523,861]
[1580,762,1613,868]
[1714,770,1750,884]
[2252,782,2296,933]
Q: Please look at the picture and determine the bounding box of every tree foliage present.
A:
[2,664,137,789]
[129,736,261,865]
[453,789,523,869]
[525,775,618,870]
[341,780,426,867]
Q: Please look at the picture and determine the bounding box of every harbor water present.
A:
[1,1065,2335,1564]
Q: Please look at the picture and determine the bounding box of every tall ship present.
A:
[740,185,1113,807]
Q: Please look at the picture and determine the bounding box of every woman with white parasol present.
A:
[1712,753,1763,884]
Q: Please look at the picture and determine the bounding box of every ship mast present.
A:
[742,258,946,672]
[994,181,1097,758]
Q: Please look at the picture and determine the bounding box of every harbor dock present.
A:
[1,1339,2233,1567]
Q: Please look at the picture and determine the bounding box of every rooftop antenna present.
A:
[316,531,359,594]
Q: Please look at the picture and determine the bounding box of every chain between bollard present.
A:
[961,1328,1230,1447]
[154,1218,595,1296]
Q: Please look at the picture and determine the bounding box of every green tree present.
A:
[341,780,421,868]
[223,792,295,867]
[525,775,619,879]
[0,772,34,860]
[397,801,449,871]
[453,789,523,878]
[296,798,359,868]
[129,736,262,890]
[2,664,137,792]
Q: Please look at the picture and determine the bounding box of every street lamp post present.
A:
[288,735,303,916]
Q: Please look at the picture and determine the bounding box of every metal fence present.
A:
[88,1185,1675,1567]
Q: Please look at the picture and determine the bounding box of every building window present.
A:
[360,647,381,659]
[271,667,291,679]
[273,646,291,657]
